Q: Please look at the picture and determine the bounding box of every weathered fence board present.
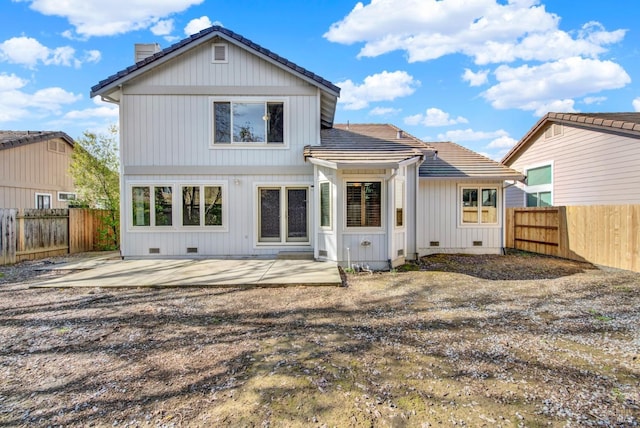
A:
[16,209,69,261]
[0,208,116,265]
[0,209,17,265]
[506,205,640,273]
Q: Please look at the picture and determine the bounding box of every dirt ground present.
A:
[0,251,639,427]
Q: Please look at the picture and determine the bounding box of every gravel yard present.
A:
[0,251,639,427]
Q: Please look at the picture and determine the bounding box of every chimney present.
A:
[396,130,403,139]
[135,43,161,63]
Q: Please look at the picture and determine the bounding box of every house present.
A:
[0,131,76,209]
[502,112,640,207]
[91,26,522,269]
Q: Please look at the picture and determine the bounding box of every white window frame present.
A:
[343,177,385,233]
[35,193,52,209]
[210,96,289,148]
[254,183,311,247]
[128,182,228,232]
[57,192,77,202]
[524,161,553,207]
[394,178,405,229]
[319,181,332,230]
[458,185,501,228]
[178,183,227,230]
[211,43,228,63]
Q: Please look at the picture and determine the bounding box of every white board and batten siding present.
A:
[506,123,640,207]
[417,180,504,255]
[122,173,313,258]
[118,38,323,258]
[120,40,320,170]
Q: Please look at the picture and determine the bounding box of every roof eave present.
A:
[307,155,423,170]
[420,174,525,181]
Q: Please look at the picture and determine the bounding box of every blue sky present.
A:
[1,0,638,160]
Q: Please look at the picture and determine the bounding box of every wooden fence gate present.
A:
[505,205,640,273]
[0,208,115,265]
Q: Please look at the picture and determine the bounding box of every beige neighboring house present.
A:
[502,112,640,207]
[0,131,76,209]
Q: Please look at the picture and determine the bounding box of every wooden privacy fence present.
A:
[0,208,115,265]
[505,205,640,273]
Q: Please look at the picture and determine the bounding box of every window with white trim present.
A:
[58,192,77,202]
[461,187,498,225]
[181,185,223,227]
[35,193,51,209]
[346,181,382,228]
[395,179,404,227]
[213,100,284,144]
[319,181,331,228]
[525,164,552,207]
[132,186,173,227]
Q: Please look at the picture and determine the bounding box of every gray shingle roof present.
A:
[420,141,524,180]
[0,131,74,151]
[502,112,640,165]
[305,124,430,167]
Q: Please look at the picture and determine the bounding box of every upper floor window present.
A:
[525,164,552,207]
[213,101,284,144]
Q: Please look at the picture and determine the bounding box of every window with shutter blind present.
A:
[346,181,382,228]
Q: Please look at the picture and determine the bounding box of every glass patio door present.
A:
[258,187,308,243]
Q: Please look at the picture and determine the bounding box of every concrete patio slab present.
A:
[31,257,342,288]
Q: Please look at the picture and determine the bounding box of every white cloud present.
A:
[369,107,401,116]
[483,57,630,115]
[62,97,119,120]
[151,19,174,36]
[0,73,82,122]
[462,68,489,87]
[582,96,606,105]
[21,0,205,37]
[406,107,468,127]
[84,50,101,63]
[324,0,625,65]
[437,128,509,142]
[337,70,420,110]
[0,36,99,68]
[633,98,640,112]
[184,16,212,35]
[0,37,49,68]
[486,135,517,149]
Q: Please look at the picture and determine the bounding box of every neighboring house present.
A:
[0,131,76,209]
[91,26,522,269]
[502,112,640,207]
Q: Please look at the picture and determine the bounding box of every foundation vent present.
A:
[148,248,160,254]
[473,241,483,247]
[319,250,328,257]
[397,249,404,257]
[187,247,198,254]
[430,241,440,247]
